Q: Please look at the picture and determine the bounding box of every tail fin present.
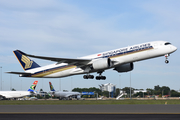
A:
[28,81,38,92]
[13,50,40,71]
[49,82,55,91]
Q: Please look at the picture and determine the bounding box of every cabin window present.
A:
[164,42,171,45]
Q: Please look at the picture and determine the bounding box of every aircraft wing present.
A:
[0,93,13,98]
[16,50,91,65]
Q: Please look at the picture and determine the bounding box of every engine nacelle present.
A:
[92,58,112,70]
[114,63,134,72]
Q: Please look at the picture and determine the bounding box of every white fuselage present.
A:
[25,41,177,78]
[0,91,31,99]
[50,91,81,98]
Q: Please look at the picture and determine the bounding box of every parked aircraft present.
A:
[7,41,177,80]
[49,82,81,100]
[0,81,38,100]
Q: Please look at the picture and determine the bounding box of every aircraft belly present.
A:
[44,71,63,78]
[44,67,84,78]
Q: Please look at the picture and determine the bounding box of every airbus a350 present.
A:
[7,41,177,80]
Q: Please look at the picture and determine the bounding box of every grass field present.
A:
[0,99,180,105]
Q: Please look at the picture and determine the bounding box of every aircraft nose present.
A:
[171,45,177,52]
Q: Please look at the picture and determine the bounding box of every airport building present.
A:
[99,83,116,98]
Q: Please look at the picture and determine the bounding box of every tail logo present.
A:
[49,82,55,91]
[21,55,33,69]
[30,84,36,90]
[50,84,54,91]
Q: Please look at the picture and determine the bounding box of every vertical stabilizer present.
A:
[28,81,38,92]
[13,50,40,71]
[49,82,55,91]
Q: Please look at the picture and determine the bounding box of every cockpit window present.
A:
[165,42,171,45]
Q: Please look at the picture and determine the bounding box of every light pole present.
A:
[119,75,121,90]
[71,77,72,92]
[0,67,2,91]
[42,78,43,91]
[130,72,131,99]
[10,75,12,90]
[94,91,98,100]
[162,89,164,98]
[59,78,61,91]
[2,81,3,91]
[143,91,144,98]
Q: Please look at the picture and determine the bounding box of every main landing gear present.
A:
[96,76,106,80]
[83,74,94,79]
[96,71,106,80]
[83,71,106,80]
[165,54,169,64]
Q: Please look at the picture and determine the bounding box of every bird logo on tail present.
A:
[21,55,33,69]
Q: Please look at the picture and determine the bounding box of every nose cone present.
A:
[172,45,177,52]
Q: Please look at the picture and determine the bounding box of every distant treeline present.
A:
[72,85,180,98]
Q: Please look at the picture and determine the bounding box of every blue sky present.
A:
[0,0,180,92]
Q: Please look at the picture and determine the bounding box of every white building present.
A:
[99,83,116,92]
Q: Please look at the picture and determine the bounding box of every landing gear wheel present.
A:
[96,76,100,80]
[83,75,88,79]
[101,76,106,80]
[96,76,106,80]
[165,60,169,64]
[165,54,169,64]
[89,75,94,79]
[83,75,94,79]
[96,71,106,80]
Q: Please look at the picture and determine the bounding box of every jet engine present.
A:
[113,63,134,72]
[92,58,112,70]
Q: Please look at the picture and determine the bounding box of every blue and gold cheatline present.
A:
[109,45,153,59]
[31,65,76,77]
[30,45,154,78]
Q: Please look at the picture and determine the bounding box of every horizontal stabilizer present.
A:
[6,71,32,77]
[6,71,32,75]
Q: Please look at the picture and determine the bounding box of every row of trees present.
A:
[11,85,180,98]
[72,85,180,98]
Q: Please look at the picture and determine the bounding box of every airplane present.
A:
[49,82,81,100]
[0,81,38,100]
[7,41,177,80]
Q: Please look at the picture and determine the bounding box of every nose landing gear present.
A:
[165,54,169,64]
